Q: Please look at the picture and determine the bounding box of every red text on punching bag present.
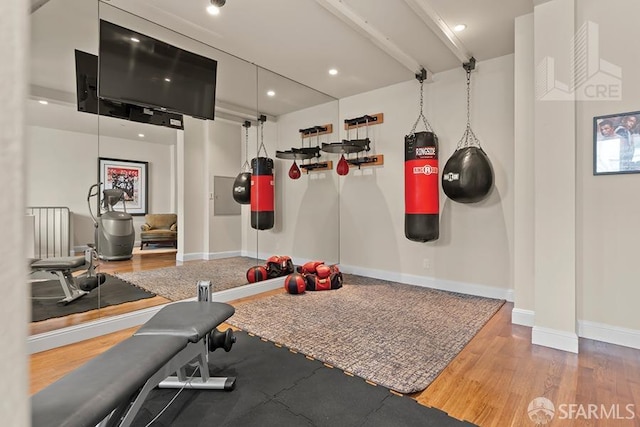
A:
[405,147,438,215]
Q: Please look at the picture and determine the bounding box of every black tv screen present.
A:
[74,49,184,130]
[98,20,217,120]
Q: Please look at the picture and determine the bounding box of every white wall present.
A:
[513,0,640,351]
[209,119,242,255]
[337,54,515,298]
[180,117,209,259]
[180,116,248,261]
[1,0,29,423]
[26,125,176,250]
[253,101,340,265]
[99,134,176,243]
[531,0,578,353]
[26,125,99,251]
[513,13,536,324]
[577,0,640,333]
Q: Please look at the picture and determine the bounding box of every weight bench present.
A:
[30,249,104,305]
[30,256,90,304]
[31,301,236,427]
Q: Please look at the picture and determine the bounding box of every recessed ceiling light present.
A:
[206,5,220,15]
[267,90,276,97]
[453,24,467,32]
[38,100,48,105]
[164,77,171,82]
[138,133,145,138]
[328,68,338,75]
[130,37,140,43]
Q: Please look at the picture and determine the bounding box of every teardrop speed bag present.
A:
[251,157,274,230]
[405,131,439,242]
[441,146,493,204]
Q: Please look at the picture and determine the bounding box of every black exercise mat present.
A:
[131,330,476,427]
[31,274,156,322]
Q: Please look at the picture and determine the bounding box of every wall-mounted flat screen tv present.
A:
[75,49,184,130]
[98,20,217,120]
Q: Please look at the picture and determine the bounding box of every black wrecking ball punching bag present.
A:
[232,172,251,204]
[251,157,274,230]
[441,146,493,203]
[405,131,439,242]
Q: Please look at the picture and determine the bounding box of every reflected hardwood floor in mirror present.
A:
[30,279,640,426]
[29,252,209,336]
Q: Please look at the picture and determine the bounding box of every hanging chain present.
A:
[257,118,269,157]
[241,122,250,171]
[410,77,434,135]
[456,67,481,149]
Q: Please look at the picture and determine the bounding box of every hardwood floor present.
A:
[29,256,640,426]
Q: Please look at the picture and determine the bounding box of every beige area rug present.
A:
[115,256,263,301]
[227,274,505,394]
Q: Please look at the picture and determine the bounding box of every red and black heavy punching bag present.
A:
[405,131,439,242]
[251,157,274,230]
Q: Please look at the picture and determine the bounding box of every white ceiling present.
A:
[29,0,533,142]
[103,0,534,99]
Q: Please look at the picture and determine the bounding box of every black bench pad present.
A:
[32,301,235,427]
[135,301,235,343]
[31,256,85,270]
[32,335,186,427]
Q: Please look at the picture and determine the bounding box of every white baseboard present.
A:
[339,263,514,302]
[510,309,640,351]
[177,252,206,262]
[205,250,241,260]
[532,326,579,353]
[578,320,640,350]
[28,277,285,354]
[512,308,535,327]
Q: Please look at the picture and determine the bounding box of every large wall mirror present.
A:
[255,67,340,266]
[27,0,101,333]
[27,0,339,345]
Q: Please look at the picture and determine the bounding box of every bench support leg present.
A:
[111,341,235,427]
[53,270,88,305]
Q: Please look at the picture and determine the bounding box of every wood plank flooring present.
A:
[29,254,640,426]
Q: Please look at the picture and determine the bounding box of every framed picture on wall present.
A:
[593,111,640,175]
[98,157,148,215]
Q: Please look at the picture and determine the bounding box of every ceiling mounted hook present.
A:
[463,57,476,73]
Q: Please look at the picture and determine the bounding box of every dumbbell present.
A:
[78,273,106,292]
[208,328,236,352]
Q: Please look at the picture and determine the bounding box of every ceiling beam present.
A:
[403,0,472,64]
[30,0,51,14]
[314,0,430,77]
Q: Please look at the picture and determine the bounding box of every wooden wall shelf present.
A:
[300,124,333,138]
[344,113,384,130]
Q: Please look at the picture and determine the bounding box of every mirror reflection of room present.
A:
[27,0,340,341]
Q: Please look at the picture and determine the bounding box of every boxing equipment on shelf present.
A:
[251,116,275,230]
[233,121,252,205]
[405,68,440,242]
[442,58,494,204]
